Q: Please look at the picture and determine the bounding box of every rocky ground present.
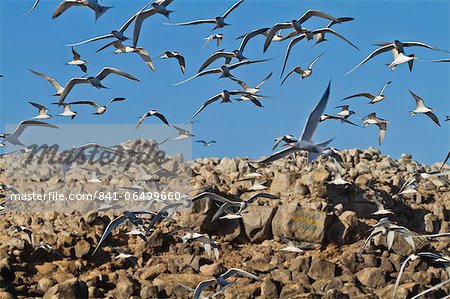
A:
[1,139,450,298]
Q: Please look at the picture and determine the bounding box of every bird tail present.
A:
[95,5,112,21]
[408,55,415,72]
[315,138,334,155]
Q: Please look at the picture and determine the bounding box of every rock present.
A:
[43,278,88,299]
[270,268,291,284]
[270,172,292,194]
[261,278,278,298]
[244,260,276,273]
[38,278,56,293]
[272,203,331,244]
[141,263,167,281]
[308,258,336,281]
[199,263,225,277]
[115,278,134,298]
[356,267,386,289]
[74,239,91,258]
[242,206,277,243]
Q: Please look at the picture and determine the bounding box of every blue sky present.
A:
[1,0,449,164]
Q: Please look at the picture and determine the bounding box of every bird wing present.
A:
[119,1,151,33]
[174,68,221,85]
[408,90,426,109]
[211,203,233,222]
[190,192,239,205]
[166,19,216,26]
[92,215,126,255]
[425,112,441,127]
[298,9,339,24]
[238,27,270,53]
[379,81,391,95]
[153,111,171,126]
[133,8,157,47]
[29,69,64,94]
[58,78,88,105]
[174,54,186,74]
[196,140,207,145]
[186,94,222,123]
[257,146,300,164]
[25,0,40,15]
[300,81,331,142]
[95,40,121,53]
[95,67,139,81]
[52,0,81,19]
[341,93,375,101]
[221,268,261,281]
[12,120,58,138]
[255,72,273,88]
[136,112,150,129]
[264,23,293,52]
[326,16,354,28]
[198,52,233,73]
[246,193,279,204]
[67,34,113,47]
[441,151,450,171]
[403,41,450,53]
[281,34,306,77]
[70,100,100,110]
[71,47,81,60]
[308,53,325,69]
[375,122,387,145]
[393,254,416,297]
[313,28,359,50]
[29,102,47,111]
[228,58,269,70]
[193,279,217,299]
[346,44,394,75]
[137,48,155,72]
[106,97,126,107]
[281,67,300,86]
[222,0,244,19]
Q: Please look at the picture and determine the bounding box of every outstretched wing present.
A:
[95,67,140,81]
[12,120,58,139]
[186,94,222,123]
[238,27,270,53]
[300,81,331,142]
[222,0,244,19]
[281,34,306,77]
[92,215,126,255]
[346,44,394,75]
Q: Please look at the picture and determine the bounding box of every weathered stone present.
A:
[308,258,336,281]
[43,278,88,299]
[272,203,331,244]
[356,267,386,289]
[242,206,277,243]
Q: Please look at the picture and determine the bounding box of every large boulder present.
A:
[242,206,277,243]
[43,278,88,299]
[272,203,331,244]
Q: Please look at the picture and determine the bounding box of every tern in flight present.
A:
[67,47,87,73]
[263,10,340,52]
[361,113,388,145]
[313,17,355,46]
[408,90,441,127]
[175,59,269,85]
[272,134,298,151]
[233,72,273,107]
[341,81,391,104]
[203,34,225,49]
[281,28,357,77]
[29,102,52,119]
[281,53,324,85]
[237,27,283,54]
[165,0,244,30]
[346,40,449,74]
[96,41,155,72]
[66,3,149,47]
[58,67,139,105]
[196,140,217,147]
[154,51,186,74]
[70,97,126,115]
[198,49,246,73]
[257,81,333,164]
[29,69,64,96]
[53,103,78,119]
[132,0,175,47]
[173,126,194,140]
[52,0,111,20]
[136,110,170,129]
[335,105,355,119]
[2,120,58,146]
[319,114,359,126]
[185,90,268,123]
[193,268,261,299]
